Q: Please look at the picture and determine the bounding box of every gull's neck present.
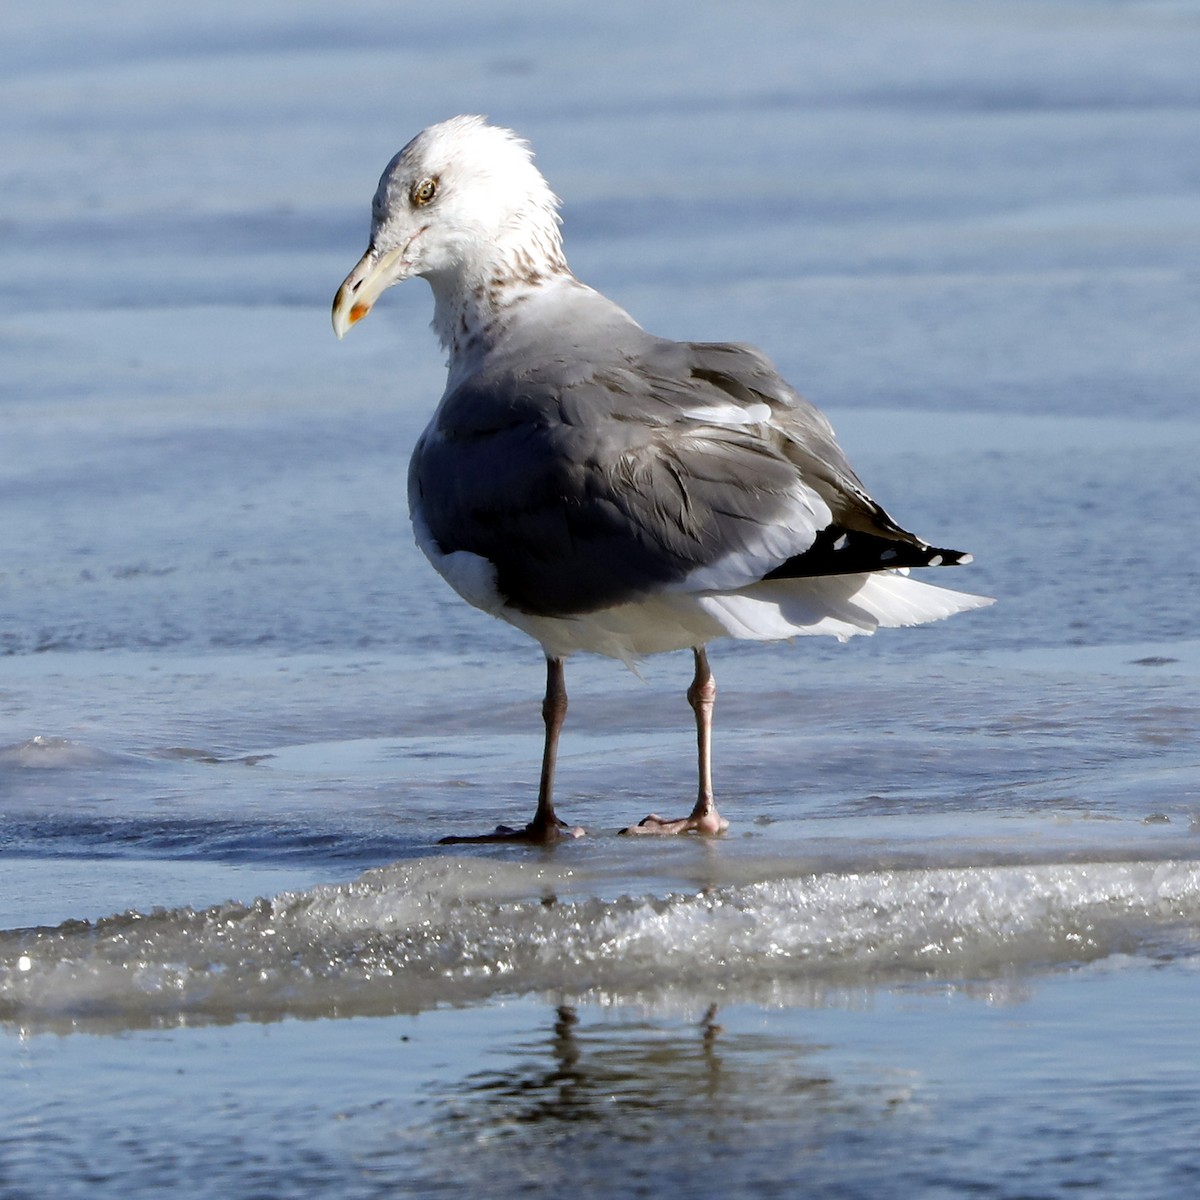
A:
[427,252,573,371]
[423,198,574,367]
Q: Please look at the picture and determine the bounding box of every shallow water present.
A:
[4,0,1200,1196]
[5,967,1200,1199]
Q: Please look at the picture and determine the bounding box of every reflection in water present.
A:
[403,998,926,1195]
[451,1004,737,1132]
[413,1001,918,1194]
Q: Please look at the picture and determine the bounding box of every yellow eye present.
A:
[411,177,438,207]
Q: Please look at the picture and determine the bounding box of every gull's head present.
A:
[332,115,565,339]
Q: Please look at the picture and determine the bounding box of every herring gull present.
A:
[331,115,992,844]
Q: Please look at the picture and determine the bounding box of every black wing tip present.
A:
[763,528,975,581]
[922,547,974,568]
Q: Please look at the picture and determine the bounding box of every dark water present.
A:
[3,1,1200,1196]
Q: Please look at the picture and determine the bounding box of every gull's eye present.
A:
[411,177,439,207]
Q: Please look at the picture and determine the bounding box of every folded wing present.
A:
[410,335,972,618]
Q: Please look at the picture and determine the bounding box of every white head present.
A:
[331,115,567,341]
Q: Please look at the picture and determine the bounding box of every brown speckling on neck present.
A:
[431,229,572,360]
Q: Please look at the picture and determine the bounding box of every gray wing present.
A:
[409,338,969,618]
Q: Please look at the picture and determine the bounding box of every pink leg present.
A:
[440,656,584,845]
[621,646,730,836]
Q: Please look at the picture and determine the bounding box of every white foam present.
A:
[3,856,1197,1030]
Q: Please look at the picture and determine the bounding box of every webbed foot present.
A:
[619,807,729,836]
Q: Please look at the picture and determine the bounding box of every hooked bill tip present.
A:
[332,293,370,340]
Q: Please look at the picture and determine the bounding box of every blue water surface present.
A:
[3,1,1200,1196]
